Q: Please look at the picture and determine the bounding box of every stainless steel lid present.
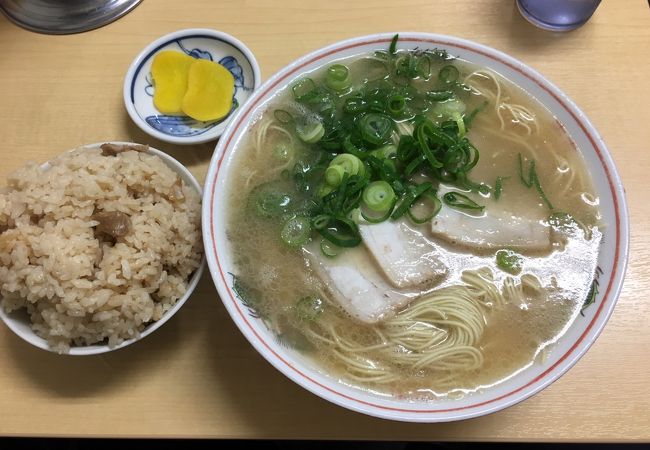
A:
[0,0,142,34]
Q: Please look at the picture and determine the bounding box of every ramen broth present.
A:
[226,51,601,400]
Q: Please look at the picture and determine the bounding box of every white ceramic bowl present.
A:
[123,29,261,145]
[0,142,205,355]
[202,33,629,421]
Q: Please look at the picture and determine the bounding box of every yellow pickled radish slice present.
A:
[182,59,235,122]
[151,50,195,115]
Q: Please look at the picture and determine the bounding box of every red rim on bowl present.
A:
[202,33,629,422]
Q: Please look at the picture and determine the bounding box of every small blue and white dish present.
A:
[123,29,261,145]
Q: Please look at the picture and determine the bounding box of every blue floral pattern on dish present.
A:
[219,56,247,90]
[143,39,250,137]
[177,40,213,61]
[145,99,239,137]
[144,72,154,97]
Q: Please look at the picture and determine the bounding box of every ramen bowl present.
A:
[202,32,629,421]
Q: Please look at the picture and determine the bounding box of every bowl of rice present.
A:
[0,142,204,355]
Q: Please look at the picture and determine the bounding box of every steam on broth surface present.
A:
[226,43,601,400]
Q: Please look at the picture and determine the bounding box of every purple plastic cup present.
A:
[516,0,601,31]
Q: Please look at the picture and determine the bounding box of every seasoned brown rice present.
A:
[0,145,202,352]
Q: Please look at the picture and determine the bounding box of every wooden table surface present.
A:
[1,0,649,441]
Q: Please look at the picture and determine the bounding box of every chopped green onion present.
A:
[396,134,417,162]
[281,216,312,247]
[430,97,466,119]
[329,172,351,214]
[476,183,491,195]
[389,34,399,55]
[391,182,433,219]
[342,135,366,159]
[295,296,325,321]
[358,113,393,145]
[320,239,341,257]
[464,100,488,128]
[517,154,554,210]
[330,153,365,177]
[395,55,417,78]
[407,191,441,224]
[348,208,362,224]
[292,78,317,101]
[438,65,460,84]
[426,90,454,102]
[312,214,331,230]
[443,191,484,211]
[325,64,351,91]
[318,217,362,247]
[388,94,406,116]
[359,202,395,223]
[528,159,537,188]
[496,249,523,275]
[452,112,466,137]
[317,184,335,198]
[257,192,291,217]
[325,164,346,187]
[362,181,395,212]
[405,154,426,176]
[291,161,317,193]
[465,143,481,171]
[424,48,451,61]
[517,153,532,188]
[297,121,325,144]
[274,109,294,124]
[494,176,509,200]
[258,45,499,251]
[582,279,599,313]
[250,183,293,218]
[294,198,319,216]
[370,144,397,160]
[416,55,431,79]
[299,88,335,113]
[416,121,444,169]
[458,173,490,195]
[531,168,554,210]
[374,50,389,60]
[343,96,367,114]
[409,94,429,113]
[365,155,398,185]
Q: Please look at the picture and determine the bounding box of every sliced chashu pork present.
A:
[304,219,447,324]
[431,185,551,251]
[358,218,447,289]
[304,242,426,324]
